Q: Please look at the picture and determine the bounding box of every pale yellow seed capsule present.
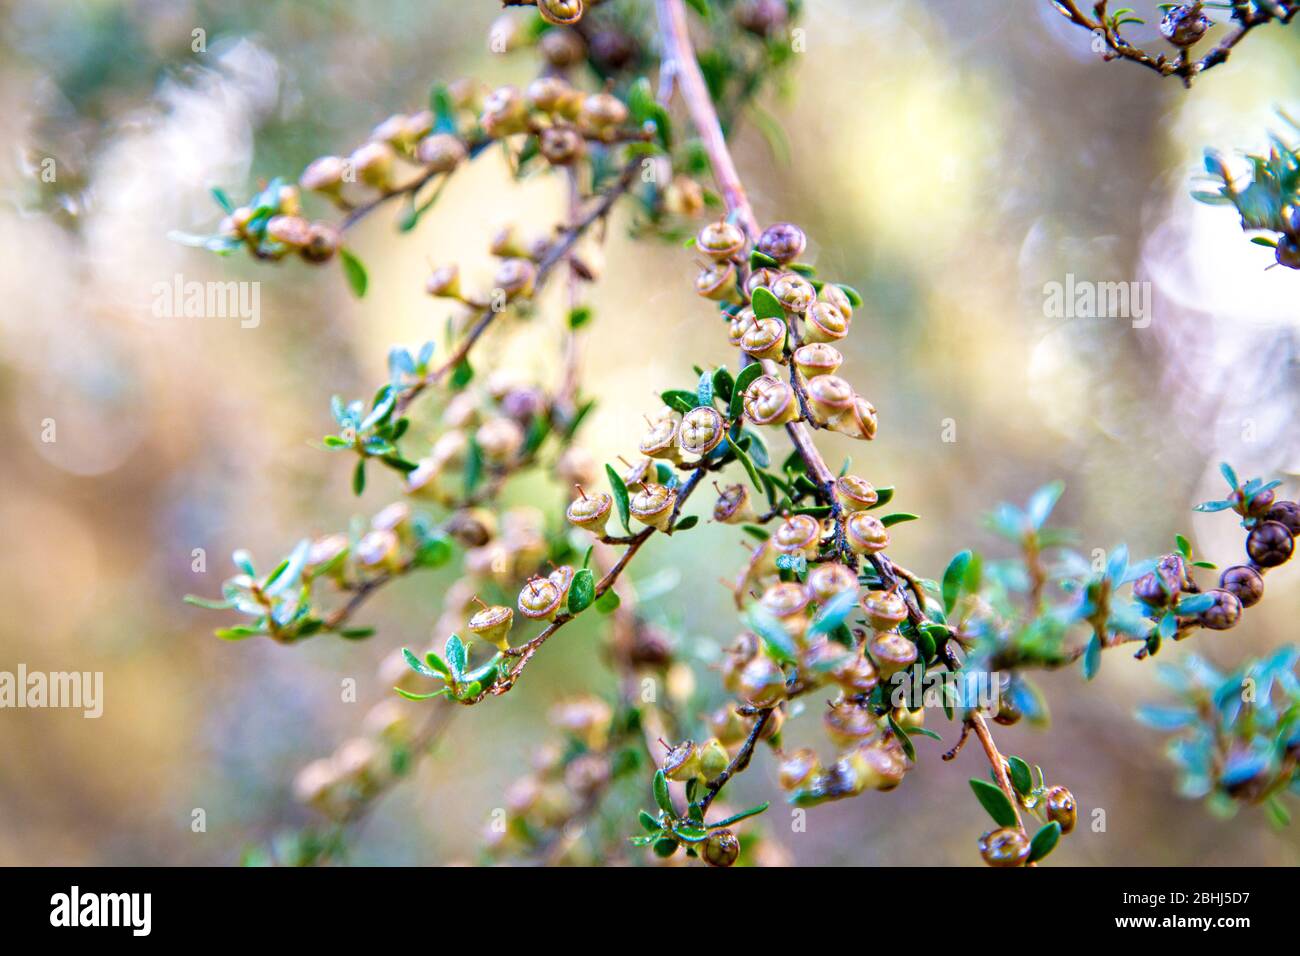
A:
[728,306,758,347]
[678,405,726,457]
[829,395,878,441]
[771,272,817,313]
[425,264,461,298]
[519,577,563,621]
[494,257,537,299]
[696,220,746,261]
[741,317,787,362]
[481,85,528,137]
[566,490,613,535]
[548,565,575,604]
[807,562,859,603]
[779,748,821,791]
[861,589,908,629]
[415,133,466,173]
[630,483,678,531]
[299,155,348,196]
[834,475,878,512]
[467,604,514,650]
[772,514,821,561]
[476,417,524,465]
[869,631,918,677]
[579,91,629,132]
[760,581,812,639]
[743,375,799,426]
[818,282,854,321]
[804,374,855,424]
[371,501,412,534]
[349,141,397,191]
[793,342,843,379]
[639,417,682,463]
[804,301,850,343]
[696,261,737,301]
[844,512,889,554]
[356,529,401,571]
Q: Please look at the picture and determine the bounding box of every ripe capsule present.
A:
[740,317,787,362]
[702,828,740,867]
[744,375,799,426]
[1246,520,1294,568]
[868,631,918,677]
[979,827,1030,867]
[518,576,564,621]
[629,483,678,532]
[1043,785,1077,834]
[467,604,514,650]
[538,0,585,27]
[757,222,807,264]
[737,654,787,706]
[662,739,701,782]
[844,512,890,555]
[803,301,850,343]
[834,475,878,512]
[807,562,858,603]
[713,483,755,525]
[1265,500,1300,535]
[697,220,747,261]
[566,488,613,536]
[349,141,397,191]
[804,374,855,424]
[793,342,843,378]
[772,514,822,562]
[779,748,822,791]
[696,261,738,300]
[678,405,726,458]
[1218,564,1263,609]
[1198,588,1243,631]
[861,589,908,630]
[299,155,348,196]
[639,416,683,463]
[770,272,817,313]
[415,133,467,173]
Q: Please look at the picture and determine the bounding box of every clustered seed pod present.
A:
[743,375,799,426]
[566,486,613,536]
[678,405,726,457]
[538,0,585,27]
[1043,785,1076,834]
[1247,520,1294,568]
[834,474,878,511]
[772,513,822,561]
[519,576,564,621]
[757,221,807,263]
[844,512,889,555]
[697,220,747,260]
[630,483,678,531]
[467,604,514,650]
[861,589,908,630]
[713,483,755,524]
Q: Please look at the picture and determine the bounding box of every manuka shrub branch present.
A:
[184,0,1298,867]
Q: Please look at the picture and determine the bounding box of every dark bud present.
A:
[588,29,636,71]
[1043,785,1076,835]
[1276,236,1300,270]
[702,828,740,867]
[1231,486,1275,518]
[1159,3,1210,47]
[1198,588,1242,631]
[1264,500,1300,536]
[1133,570,1172,608]
[1246,521,1294,569]
[734,0,788,37]
[756,222,807,264]
[1156,553,1191,593]
[992,691,1021,727]
[1218,564,1263,609]
[979,827,1030,867]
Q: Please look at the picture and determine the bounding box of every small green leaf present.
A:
[595,588,621,613]
[744,603,797,665]
[726,436,763,493]
[887,713,916,761]
[340,247,368,298]
[1027,821,1062,863]
[707,802,769,828]
[606,464,631,534]
[969,778,1018,828]
[672,515,699,532]
[567,305,592,329]
[751,287,784,320]
[730,363,764,418]
[352,459,367,496]
[402,647,443,679]
[444,634,467,680]
[942,550,973,615]
[653,769,676,816]
[568,568,596,614]
[639,810,661,833]
[880,512,919,528]
[1082,633,1102,681]
[1007,756,1033,796]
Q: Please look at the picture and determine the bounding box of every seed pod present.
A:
[979,827,1030,867]
[589,28,637,71]
[476,416,525,465]
[1159,3,1210,47]
[630,483,678,531]
[494,257,537,300]
[481,85,529,137]
[1198,588,1243,630]
[804,374,855,424]
[817,283,854,321]
[868,631,918,677]
[356,529,401,571]
[804,301,850,342]
[737,654,787,706]
[415,133,467,173]
[1277,236,1300,270]
[727,307,758,347]
[371,113,417,150]
[706,705,752,746]
[539,126,585,166]
[740,317,787,362]
[538,0,585,27]
[697,220,747,261]
[518,576,564,621]
[1132,570,1172,607]
[1246,520,1294,568]
[349,141,397,191]
[662,739,701,782]
[1218,564,1264,608]
[771,272,817,313]
[1044,785,1076,835]
[746,267,781,298]
[861,589,908,629]
[265,214,313,248]
[539,27,586,67]
[793,342,842,379]
[828,395,878,441]
[744,375,799,426]
[992,691,1021,726]
[772,514,821,562]
[779,748,822,790]
[299,155,348,196]
[1232,486,1276,518]
[335,737,385,791]
[404,458,442,500]
[664,175,705,217]
[678,405,726,457]
[622,456,656,488]
[550,696,612,750]
[301,222,342,263]
[713,483,755,524]
[760,581,813,639]
[757,222,807,264]
[831,649,878,694]
[844,512,890,555]
[699,738,730,781]
[467,604,514,650]
[566,488,613,535]
[1265,500,1300,535]
[823,700,879,748]
[696,260,738,301]
[555,446,598,488]
[425,264,461,298]
[858,739,908,791]
[639,416,682,463]
[371,501,412,535]
[578,91,629,133]
[807,562,858,603]
[702,829,740,867]
[293,758,341,811]
[834,475,878,512]
[306,533,349,579]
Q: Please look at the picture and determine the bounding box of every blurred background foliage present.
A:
[0,0,1297,865]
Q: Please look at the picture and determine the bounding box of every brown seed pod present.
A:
[662,739,701,782]
[1198,588,1242,631]
[265,214,313,248]
[737,654,786,706]
[702,828,740,867]
[844,512,889,555]
[761,581,813,637]
[578,91,629,133]
[1265,500,1300,536]
[481,85,529,137]
[538,0,585,28]
[695,260,738,301]
[566,488,613,535]
[807,562,859,603]
[861,589,908,630]
[823,700,879,748]
[979,827,1030,867]
[1246,520,1294,568]
[639,416,683,463]
[740,317,788,362]
[834,475,878,512]
[539,126,586,166]
[1044,785,1077,835]
[301,222,342,263]
[831,649,878,694]
[804,374,855,424]
[868,631,917,677]
[713,483,755,525]
[1159,3,1210,47]
[1218,564,1264,609]
[539,27,586,68]
[757,222,807,264]
[779,748,822,791]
